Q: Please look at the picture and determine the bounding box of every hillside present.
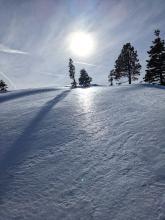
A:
[0,85,165,220]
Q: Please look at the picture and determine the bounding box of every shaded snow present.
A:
[0,84,165,220]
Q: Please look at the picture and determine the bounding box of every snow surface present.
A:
[0,84,165,220]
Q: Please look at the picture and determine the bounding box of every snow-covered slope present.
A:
[0,85,165,220]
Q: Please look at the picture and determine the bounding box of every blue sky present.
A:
[0,0,165,89]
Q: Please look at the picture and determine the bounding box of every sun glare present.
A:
[68,31,95,57]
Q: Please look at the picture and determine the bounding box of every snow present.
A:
[0,84,165,220]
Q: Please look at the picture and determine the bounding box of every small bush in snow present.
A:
[0,80,8,92]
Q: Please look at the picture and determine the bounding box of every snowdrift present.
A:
[0,84,165,220]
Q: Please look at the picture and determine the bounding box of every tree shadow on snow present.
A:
[116,84,165,93]
[0,88,58,104]
[0,89,70,200]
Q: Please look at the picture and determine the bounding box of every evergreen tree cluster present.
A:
[108,29,165,86]
[69,58,92,88]
[144,30,165,85]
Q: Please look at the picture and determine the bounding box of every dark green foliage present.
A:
[144,30,165,85]
[69,58,77,88]
[71,80,77,88]
[108,69,115,86]
[79,69,92,87]
[0,80,8,91]
[114,43,141,84]
[162,50,165,85]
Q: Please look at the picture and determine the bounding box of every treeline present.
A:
[69,58,92,88]
[108,30,165,86]
[1,30,165,92]
[69,30,165,89]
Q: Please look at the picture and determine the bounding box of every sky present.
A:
[0,0,165,89]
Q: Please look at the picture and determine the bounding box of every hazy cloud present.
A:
[0,44,28,55]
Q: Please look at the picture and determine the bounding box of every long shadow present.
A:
[0,89,70,199]
[116,84,165,93]
[141,83,165,90]
[0,88,58,104]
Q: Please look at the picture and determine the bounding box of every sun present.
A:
[68,31,95,57]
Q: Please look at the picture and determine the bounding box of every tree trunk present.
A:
[128,67,131,84]
[160,71,163,85]
[128,51,131,84]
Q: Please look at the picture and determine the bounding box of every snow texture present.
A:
[0,84,165,220]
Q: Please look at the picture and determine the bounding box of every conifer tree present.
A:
[114,43,141,84]
[162,49,165,84]
[69,58,77,88]
[79,69,92,87]
[108,69,115,86]
[144,30,165,85]
[0,80,8,91]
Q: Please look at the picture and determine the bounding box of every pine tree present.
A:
[108,69,115,86]
[69,58,77,88]
[0,80,8,91]
[79,69,92,87]
[114,43,141,84]
[162,49,165,85]
[144,30,165,85]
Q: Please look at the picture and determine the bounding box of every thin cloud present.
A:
[75,61,109,70]
[0,44,28,55]
[75,61,97,67]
